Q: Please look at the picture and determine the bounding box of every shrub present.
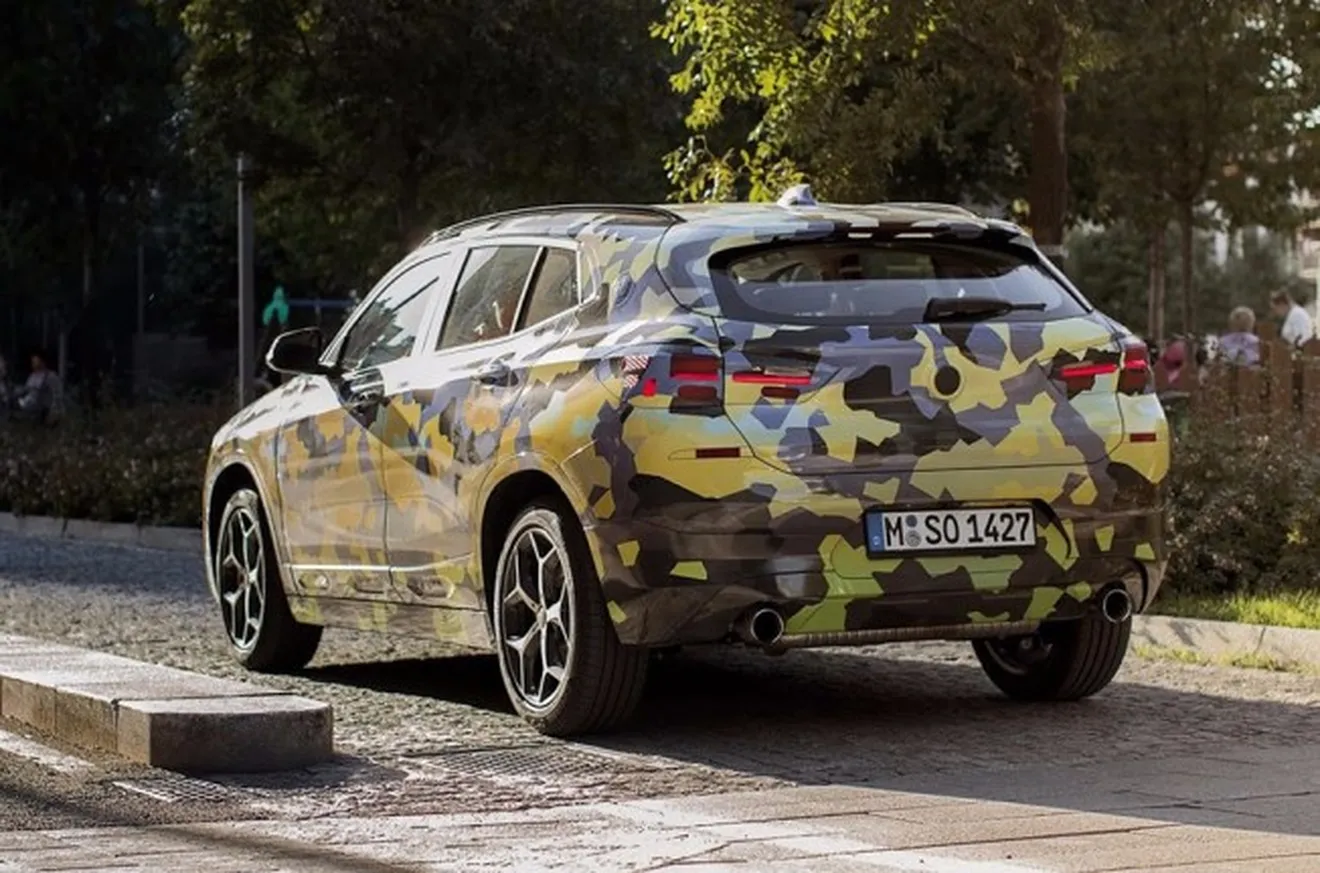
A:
[0,402,230,527]
[1165,421,1320,596]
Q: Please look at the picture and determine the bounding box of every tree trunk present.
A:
[57,324,69,382]
[1148,226,1167,343]
[396,149,422,250]
[1027,21,1068,267]
[1178,204,1195,337]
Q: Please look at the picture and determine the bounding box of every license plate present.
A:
[864,508,1035,555]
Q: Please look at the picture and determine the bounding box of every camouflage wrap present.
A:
[204,203,1169,651]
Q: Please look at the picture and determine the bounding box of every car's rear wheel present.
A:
[491,500,647,736]
[972,612,1130,701]
[213,488,322,672]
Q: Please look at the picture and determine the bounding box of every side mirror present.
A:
[266,327,332,376]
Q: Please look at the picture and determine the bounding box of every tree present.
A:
[0,0,177,375]
[652,0,1110,258]
[171,0,683,292]
[1072,0,1320,339]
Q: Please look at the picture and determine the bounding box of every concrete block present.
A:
[1134,615,1320,669]
[63,518,140,548]
[1258,624,1320,667]
[0,676,56,732]
[54,675,282,754]
[16,515,65,539]
[1133,615,1266,659]
[138,525,204,554]
[117,695,334,773]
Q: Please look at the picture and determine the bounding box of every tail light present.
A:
[670,354,720,382]
[669,352,721,404]
[1055,339,1151,394]
[731,367,815,400]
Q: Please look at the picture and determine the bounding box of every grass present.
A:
[1150,589,1320,630]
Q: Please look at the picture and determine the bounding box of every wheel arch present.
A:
[204,457,288,603]
[477,452,609,615]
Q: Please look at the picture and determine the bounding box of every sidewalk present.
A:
[4,743,1317,872]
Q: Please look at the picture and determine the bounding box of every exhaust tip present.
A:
[736,606,785,647]
[1101,587,1133,624]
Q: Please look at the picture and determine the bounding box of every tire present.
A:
[212,488,322,672]
[972,613,1130,702]
[491,500,648,736]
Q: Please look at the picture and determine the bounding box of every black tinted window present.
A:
[437,246,538,349]
[338,255,448,371]
[712,242,1084,325]
[517,248,578,330]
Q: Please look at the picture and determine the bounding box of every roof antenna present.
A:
[776,184,817,208]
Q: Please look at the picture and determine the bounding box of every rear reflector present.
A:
[1129,432,1157,443]
[695,447,742,459]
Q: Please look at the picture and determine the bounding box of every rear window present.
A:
[709,241,1087,325]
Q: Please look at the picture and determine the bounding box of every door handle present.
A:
[346,381,386,410]
[474,363,513,386]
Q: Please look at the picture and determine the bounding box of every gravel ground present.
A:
[1,532,1317,824]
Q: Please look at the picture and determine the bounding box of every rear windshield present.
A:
[709,240,1087,325]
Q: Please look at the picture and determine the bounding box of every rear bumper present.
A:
[590,464,1168,648]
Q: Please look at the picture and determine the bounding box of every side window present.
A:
[338,255,448,372]
[436,246,539,350]
[517,248,579,330]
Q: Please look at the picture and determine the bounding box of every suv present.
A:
[203,189,1169,736]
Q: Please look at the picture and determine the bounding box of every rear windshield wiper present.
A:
[922,296,1047,322]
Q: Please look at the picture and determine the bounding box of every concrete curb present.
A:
[0,632,332,773]
[0,512,201,554]
[1133,614,1320,670]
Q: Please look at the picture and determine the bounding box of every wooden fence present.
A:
[1160,322,1320,441]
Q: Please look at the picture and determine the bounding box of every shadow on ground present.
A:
[298,644,1320,838]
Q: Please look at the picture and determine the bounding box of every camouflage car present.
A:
[203,188,1169,736]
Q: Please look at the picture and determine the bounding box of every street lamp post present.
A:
[237,154,256,409]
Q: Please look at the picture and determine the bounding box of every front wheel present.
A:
[491,501,647,736]
[972,613,1130,701]
[213,488,322,672]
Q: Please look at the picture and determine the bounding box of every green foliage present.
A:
[1071,0,1320,240]
[1067,223,1312,337]
[652,0,1108,251]
[174,0,683,290]
[0,403,227,526]
[1166,424,1320,598]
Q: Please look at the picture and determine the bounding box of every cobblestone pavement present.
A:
[0,532,1317,828]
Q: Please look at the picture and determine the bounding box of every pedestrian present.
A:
[1270,290,1315,348]
[1219,306,1261,366]
[15,350,63,425]
[1156,337,1189,390]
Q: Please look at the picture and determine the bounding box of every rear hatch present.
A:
[705,237,1143,474]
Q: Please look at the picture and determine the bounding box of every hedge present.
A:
[0,401,1313,598]
[0,403,228,528]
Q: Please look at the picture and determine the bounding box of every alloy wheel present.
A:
[980,633,1056,677]
[215,504,267,651]
[496,526,574,713]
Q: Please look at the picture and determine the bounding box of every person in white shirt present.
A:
[1271,290,1315,348]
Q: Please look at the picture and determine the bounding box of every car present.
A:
[202,187,1170,736]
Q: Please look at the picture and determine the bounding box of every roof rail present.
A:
[874,202,980,218]
[425,204,685,244]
